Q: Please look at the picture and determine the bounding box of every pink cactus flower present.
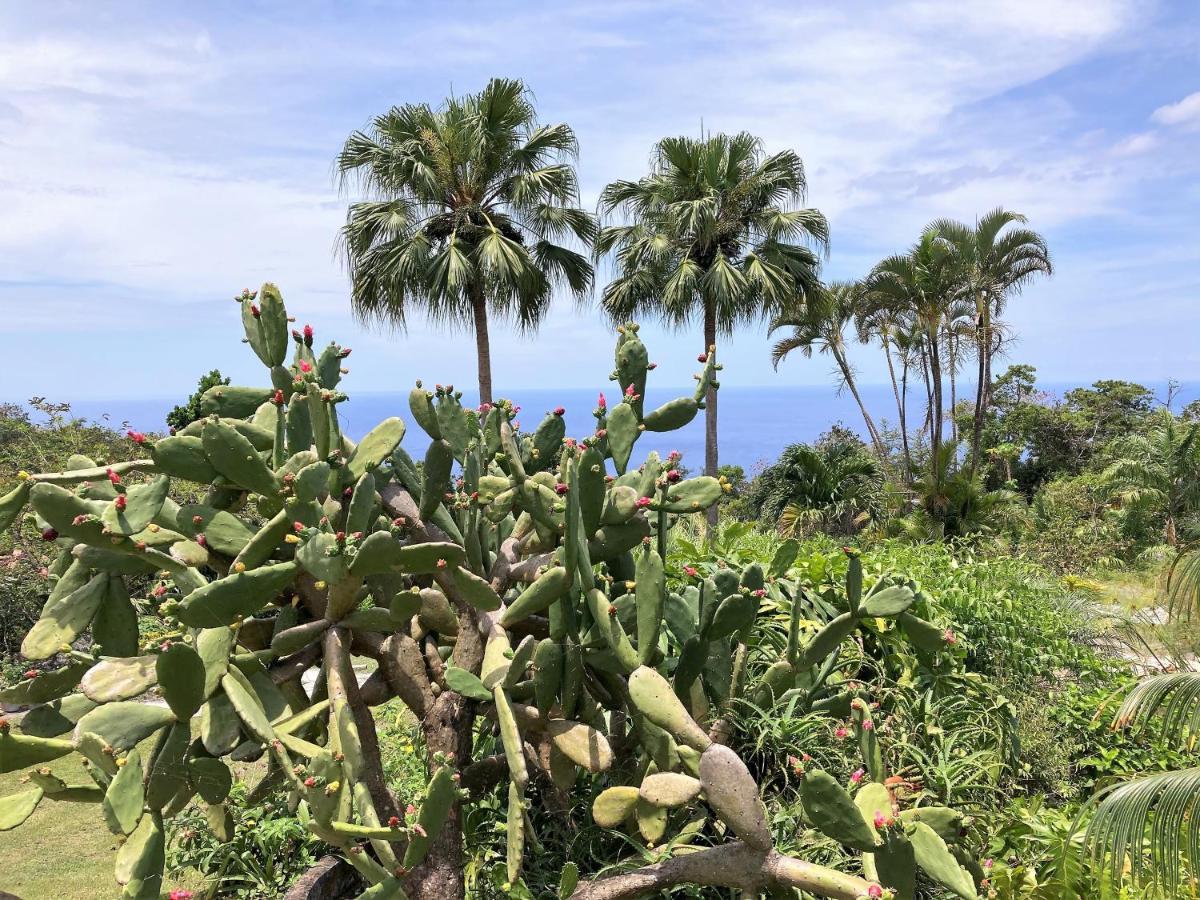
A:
[107,468,121,484]
[850,768,865,784]
[388,816,401,827]
[873,811,886,828]
[554,483,569,495]
[273,389,285,405]
[943,629,957,645]
[303,324,313,339]
[697,353,708,363]
[635,496,652,508]
[127,430,146,444]
[683,565,698,577]
[299,360,312,373]
[24,669,38,679]
[834,726,849,739]
[406,804,417,817]
[867,886,883,898]
[303,777,316,788]
[597,392,607,409]
[170,891,195,900]
[666,469,681,483]
[862,720,875,731]
[554,406,565,416]
[113,495,127,511]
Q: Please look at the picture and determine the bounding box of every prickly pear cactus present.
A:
[0,287,975,900]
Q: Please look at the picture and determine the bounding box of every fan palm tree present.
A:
[770,281,883,456]
[863,228,960,468]
[933,209,1051,478]
[595,132,828,523]
[336,78,597,405]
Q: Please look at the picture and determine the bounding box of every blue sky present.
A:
[2,1,1198,403]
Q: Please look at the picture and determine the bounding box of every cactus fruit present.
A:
[0,286,974,900]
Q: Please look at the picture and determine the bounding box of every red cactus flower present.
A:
[867,885,883,898]
[873,811,886,828]
[272,389,285,406]
[24,669,38,679]
[293,521,305,532]
[107,468,121,485]
[635,496,652,508]
[683,565,698,577]
[299,360,312,373]
[304,776,317,788]
[126,430,146,444]
[250,304,260,318]
[697,353,707,363]
[388,816,401,827]
[113,495,127,511]
[597,392,606,409]
[303,324,313,339]
[607,605,617,616]
[554,483,569,495]
[834,726,849,739]
[850,768,865,784]
[41,528,58,542]
[170,891,195,900]
[666,469,681,483]
[553,406,565,416]
[862,719,875,731]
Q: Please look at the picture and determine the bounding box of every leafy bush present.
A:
[168,781,327,898]
[167,370,231,434]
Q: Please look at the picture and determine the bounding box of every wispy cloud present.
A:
[0,1,1197,398]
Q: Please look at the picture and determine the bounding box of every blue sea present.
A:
[22,381,1199,476]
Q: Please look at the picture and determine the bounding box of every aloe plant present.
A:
[0,284,977,900]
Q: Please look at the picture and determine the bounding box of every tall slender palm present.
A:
[857,300,917,480]
[595,133,828,524]
[337,78,597,405]
[864,228,960,468]
[770,281,884,455]
[933,209,1051,477]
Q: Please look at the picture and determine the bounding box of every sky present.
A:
[1,0,1198,404]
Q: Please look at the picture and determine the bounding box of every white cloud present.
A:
[1152,90,1200,128]
[1112,131,1160,155]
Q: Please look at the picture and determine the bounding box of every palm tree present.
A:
[770,281,884,455]
[863,228,960,469]
[933,209,1051,478]
[595,132,828,523]
[744,438,884,537]
[856,298,914,479]
[1078,665,1200,894]
[337,78,597,405]
[1102,412,1200,548]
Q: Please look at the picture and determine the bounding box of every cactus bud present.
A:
[850,768,865,784]
[666,469,681,483]
[127,430,146,443]
[867,886,883,899]
[553,406,565,416]
[834,725,849,739]
[299,360,313,374]
[41,527,58,541]
[697,353,707,363]
[24,668,38,679]
[388,815,401,827]
[554,482,568,495]
[113,495,127,511]
[196,534,207,547]
[303,776,317,788]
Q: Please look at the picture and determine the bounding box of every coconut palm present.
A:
[933,209,1051,477]
[596,132,828,523]
[863,227,961,468]
[337,78,597,405]
[770,281,883,455]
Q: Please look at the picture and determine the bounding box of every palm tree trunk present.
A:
[948,334,959,445]
[470,282,494,406]
[835,351,884,457]
[928,332,943,467]
[899,357,913,483]
[968,300,988,479]
[704,301,718,529]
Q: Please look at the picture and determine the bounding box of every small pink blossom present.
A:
[943,629,957,645]
[299,360,313,373]
[553,406,565,416]
[683,565,698,577]
[867,886,883,899]
[406,804,417,817]
[170,891,195,900]
[862,720,875,731]
[303,324,313,340]
[597,392,606,409]
[850,768,865,784]
[126,430,145,444]
[834,726,849,739]
[635,496,652,508]
[873,811,886,828]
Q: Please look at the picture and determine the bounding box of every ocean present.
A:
[25,381,1199,475]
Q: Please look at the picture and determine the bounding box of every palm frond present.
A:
[1080,767,1200,895]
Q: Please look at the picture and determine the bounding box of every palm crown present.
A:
[595,132,827,330]
[337,78,596,402]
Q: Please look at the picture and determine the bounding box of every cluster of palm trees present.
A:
[770,212,1052,486]
[335,77,1050,507]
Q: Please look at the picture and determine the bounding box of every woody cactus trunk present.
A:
[0,284,978,900]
